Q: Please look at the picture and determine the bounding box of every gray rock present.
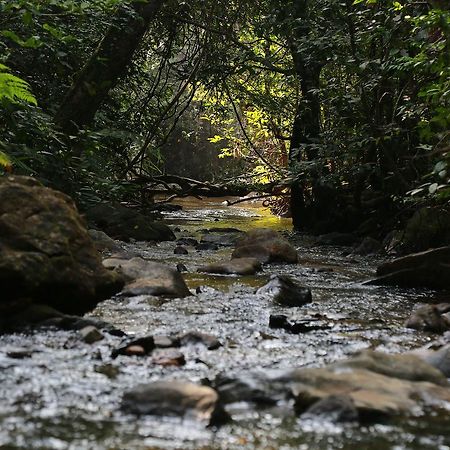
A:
[198,258,262,276]
[79,326,104,344]
[174,246,189,255]
[103,257,191,297]
[175,331,222,350]
[88,229,121,252]
[301,394,359,423]
[416,345,450,378]
[232,229,298,264]
[121,381,229,425]
[257,275,312,307]
[353,237,382,256]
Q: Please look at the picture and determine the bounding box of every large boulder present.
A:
[231,229,298,264]
[401,207,450,253]
[103,257,191,297]
[368,246,450,289]
[121,381,229,425]
[0,176,124,321]
[85,202,175,242]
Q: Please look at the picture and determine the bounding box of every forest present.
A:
[0,1,450,449]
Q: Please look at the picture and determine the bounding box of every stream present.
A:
[0,198,449,450]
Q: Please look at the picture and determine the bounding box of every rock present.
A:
[368,246,450,289]
[121,381,229,425]
[196,242,219,251]
[177,238,198,247]
[197,258,262,276]
[176,263,188,273]
[175,331,222,350]
[333,350,448,386]
[257,275,312,307]
[6,347,33,359]
[401,207,450,253]
[418,344,450,377]
[174,246,189,255]
[88,229,121,252]
[269,314,329,334]
[0,176,124,321]
[103,257,191,297]
[301,394,359,423]
[290,366,450,421]
[201,227,242,233]
[315,232,358,247]
[232,229,298,264]
[353,237,382,256]
[406,304,450,333]
[154,335,176,348]
[112,336,155,358]
[152,349,186,367]
[85,202,175,242]
[200,233,241,247]
[79,326,104,344]
[95,363,120,379]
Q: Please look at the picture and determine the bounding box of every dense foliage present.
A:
[0,0,448,229]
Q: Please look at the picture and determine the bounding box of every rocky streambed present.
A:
[0,183,449,450]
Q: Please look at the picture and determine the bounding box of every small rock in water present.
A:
[405,304,450,333]
[196,242,219,251]
[269,315,329,334]
[95,363,120,379]
[175,331,222,350]
[301,394,359,423]
[121,381,229,425]
[154,335,176,348]
[257,275,312,307]
[176,263,188,273]
[152,349,186,367]
[6,347,33,359]
[197,258,262,276]
[177,238,198,247]
[174,246,189,255]
[112,336,155,358]
[79,326,104,344]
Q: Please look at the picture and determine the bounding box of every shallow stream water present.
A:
[0,198,449,450]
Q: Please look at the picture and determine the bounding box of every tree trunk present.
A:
[56,0,166,138]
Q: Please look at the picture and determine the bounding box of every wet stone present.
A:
[121,381,229,425]
[405,304,450,333]
[176,263,188,273]
[79,326,104,344]
[174,246,189,255]
[95,363,120,379]
[269,315,330,334]
[112,336,155,358]
[257,275,312,307]
[6,347,33,359]
[152,349,186,367]
[175,331,222,350]
[301,394,359,423]
[197,258,262,276]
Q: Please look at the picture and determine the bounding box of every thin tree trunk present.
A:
[56,0,166,139]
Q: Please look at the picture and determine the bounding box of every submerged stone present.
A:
[198,258,262,276]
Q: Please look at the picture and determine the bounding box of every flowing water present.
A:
[0,198,449,450]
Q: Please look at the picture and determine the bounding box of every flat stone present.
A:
[174,246,189,255]
[6,347,33,359]
[197,258,262,276]
[175,331,222,350]
[121,381,229,425]
[301,394,359,423]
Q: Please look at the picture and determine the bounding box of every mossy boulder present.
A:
[0,176,124,322]
[85,202,175,242]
